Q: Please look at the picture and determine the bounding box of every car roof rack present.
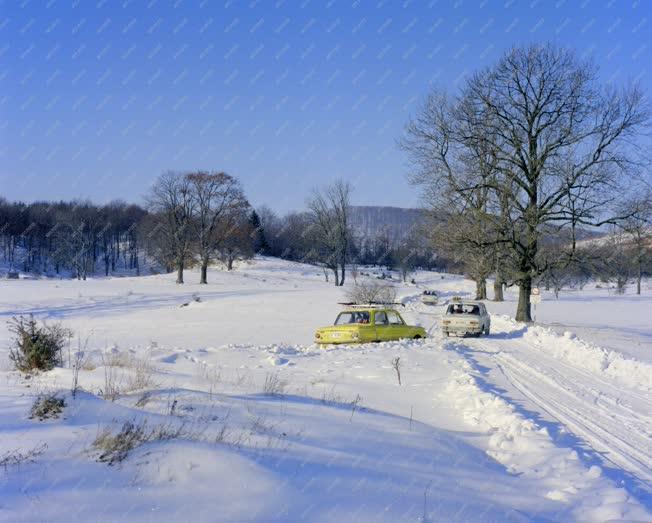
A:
[338,302,405,308]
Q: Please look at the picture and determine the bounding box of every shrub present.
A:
[30,394,66,420]
[8,315,71,372]
[346,282,397,304]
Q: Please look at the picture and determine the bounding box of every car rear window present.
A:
[446,304,480,315]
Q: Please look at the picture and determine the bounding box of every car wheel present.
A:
[413,335,422,340]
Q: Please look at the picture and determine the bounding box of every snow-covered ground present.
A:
[0,258,650,522]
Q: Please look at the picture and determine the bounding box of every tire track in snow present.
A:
[493,351,652,490]
[405,290,652,505]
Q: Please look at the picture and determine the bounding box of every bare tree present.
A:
[146,172,196,284]
[403,43,649,321]
[619,193,652,295]
[186,171,249,284]
[307,180,352,286]
[347,281,397,304]
[217,213,254,270]
[598,227,634,294]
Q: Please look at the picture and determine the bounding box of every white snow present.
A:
[0,258,650,522]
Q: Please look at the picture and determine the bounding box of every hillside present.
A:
[349,205,426,245]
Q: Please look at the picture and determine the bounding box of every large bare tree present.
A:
[307,180,351,286]
[146,172,196,284]
[186,171,249,284]
[403,43,649,321]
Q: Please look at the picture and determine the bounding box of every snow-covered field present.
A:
[0,258,650,522]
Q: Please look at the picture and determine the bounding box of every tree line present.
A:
[0,175,440,285]
[0,171,256,283]
[0,199,145,279]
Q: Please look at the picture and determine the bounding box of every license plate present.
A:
[331,332,341,338]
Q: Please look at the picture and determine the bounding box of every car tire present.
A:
[413,335,422,339]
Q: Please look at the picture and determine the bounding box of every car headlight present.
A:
[315,333,321,339]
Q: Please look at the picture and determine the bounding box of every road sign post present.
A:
[530,287,542,322]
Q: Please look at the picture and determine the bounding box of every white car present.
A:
[441,300,490,337]
[421,290,439,305]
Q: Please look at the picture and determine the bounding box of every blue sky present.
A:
[1,0,650,213]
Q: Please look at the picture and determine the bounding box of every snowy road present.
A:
[409,299,652,510]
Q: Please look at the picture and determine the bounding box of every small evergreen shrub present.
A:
[8,315,71,372]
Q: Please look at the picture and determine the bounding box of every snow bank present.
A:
[492,315,652,391]
[443,360,650,521]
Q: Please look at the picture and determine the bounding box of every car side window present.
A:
[387,311,404,325]
[375,311,388,325]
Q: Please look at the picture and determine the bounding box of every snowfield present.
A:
[0,258,650,522]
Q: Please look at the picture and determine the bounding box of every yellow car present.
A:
[314,306,426,345]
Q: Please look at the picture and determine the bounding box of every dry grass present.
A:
[99,351,159,401]
[0,443,47,470]
[263,373,287,395]
[92,419,190,465]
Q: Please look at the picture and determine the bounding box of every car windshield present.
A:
[335,311,370,325]
[447,304,480,315]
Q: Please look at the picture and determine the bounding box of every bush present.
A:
[30,394,66,420]
[8,315,71,372]
[346,282,397,304]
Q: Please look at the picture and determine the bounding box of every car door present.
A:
[373,310,390,341]
[386,310,408,340]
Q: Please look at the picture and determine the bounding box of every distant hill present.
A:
[349,206,426,246]
[349,205,606,248]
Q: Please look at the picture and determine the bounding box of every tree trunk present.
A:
[475,278,487,300]
[227,256,234,271]
[176,259,184,284]
[493,278,504,301]
[200,257,209,284]
[338,261,346,286]
[332,267,339,286]
[516,277,532,322]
